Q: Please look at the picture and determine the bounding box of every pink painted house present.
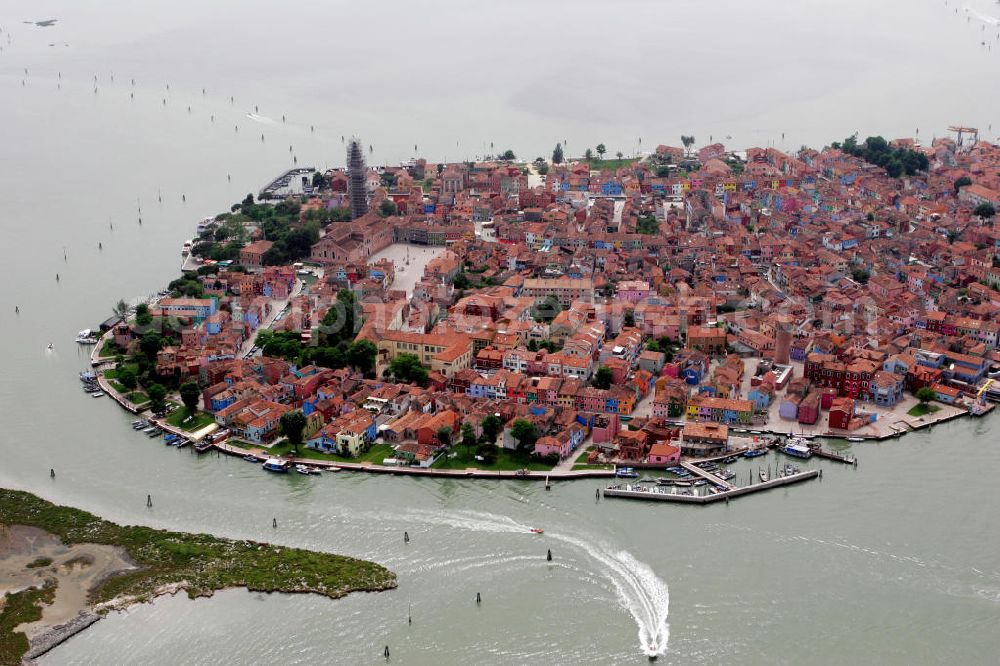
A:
[616,280,651,304]
[647,441,681,465]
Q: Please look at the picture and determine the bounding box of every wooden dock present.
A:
[603,469,820,504]
[679,461,737,490]
[809,447,857,465]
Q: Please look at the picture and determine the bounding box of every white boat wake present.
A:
[399,509,670,657]
[245,112,277,125]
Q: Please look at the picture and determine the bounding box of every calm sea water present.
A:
[1,1,1000,663]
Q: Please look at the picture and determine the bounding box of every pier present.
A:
[679,461,737,490]
[603,469,820,504]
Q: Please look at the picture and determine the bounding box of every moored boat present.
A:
[615,467,639,479]
[782,442,813,459]
[262,458,291,473]
[760,468,769,482]
[743,448,767,458]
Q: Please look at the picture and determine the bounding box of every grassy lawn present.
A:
[104,363,139,380]
[166,409,216,432]
[583,157,636,172]
[0,488,396,666]
[126,391,149,405]
[572,463,614,471]
[247,440,397,465]
[907,403,941,417]
[432,448,554,472]
[97,339,124,359]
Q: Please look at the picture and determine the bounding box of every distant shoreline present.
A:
[0,489,396,665]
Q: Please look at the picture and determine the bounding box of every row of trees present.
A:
[832,135,929,178]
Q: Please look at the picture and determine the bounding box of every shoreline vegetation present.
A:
[0,489,396,665]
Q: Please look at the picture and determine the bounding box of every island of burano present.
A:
[4,3,1000,665]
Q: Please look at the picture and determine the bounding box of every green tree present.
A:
[851,268,871,285]
[973,203,996,219]
[624,310,635,328]
[320,289,361,346]
[596,143,607,160]
[584,148,594,161]
[461,423,477,455]
[112,299,130,323]
[135,303,152,327]
[280,410,308,456]
[179,380,200,415]
[552,143,564,165]
[501,149,516,161]
[616,151,624,160]
[475,442,497,465]
[916,386,937,404]
[378,199,398,217]
[681,135,696,155]
[531,295,562,323]
[389,353,428,386]
[453,272,471,289]
[510,419,538,455]
[436,426,452,448]
[118,367,138,391]
[953,176,972,194]
[480,414,502,444]
[139,331,164,360]
[147,383,167,414]
[346,339,377,376]
[636,214,659,235]
[593,366,613,390]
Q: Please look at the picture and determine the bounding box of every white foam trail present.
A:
[965,5,1000,25]
[397,509,670,657]
[245,112,277,125]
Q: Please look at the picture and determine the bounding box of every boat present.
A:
[90,391,104,398]
[782,443,813,459]
[655,478,673,486]
[846,437,865,442]
[295,464,312,476]
[674,481,692,487]
[530,528,544,534]
[693,479,707,486]
[47,343,54,350]
[723,456,738,464]
[80,371,97,382]
[132,421,148,430]
[242,454,258,462]
[326,466,341,473]
[760,468,769,482]
[174,438,190,449]
[194,440,213,453]
[615,467,639,479]
[147,428,162,438]
[75,329,99,344]
[262,458,291,473]
[743,448,767,458]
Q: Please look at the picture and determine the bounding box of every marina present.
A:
[603,468,820,504]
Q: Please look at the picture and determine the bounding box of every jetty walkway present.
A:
[603,468,820,505]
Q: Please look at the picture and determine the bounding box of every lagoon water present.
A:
[1,0,1000,663]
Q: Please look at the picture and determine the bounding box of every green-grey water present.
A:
[1,0,999,663]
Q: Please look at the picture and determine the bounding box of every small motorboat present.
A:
[295,464,312,476]
[530,528,544,534]
[693,479,707,486]
[674,481,692,487]
[75,329,99,344]
[743,448,767,458]
[47,343,54,350]
[847,437,865,442]
[326,466,341,473]
[90,391,104,398]
[80,371,97,382]
[243,454,258,462]
[760,469,769,482]
[723,456,738,464]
